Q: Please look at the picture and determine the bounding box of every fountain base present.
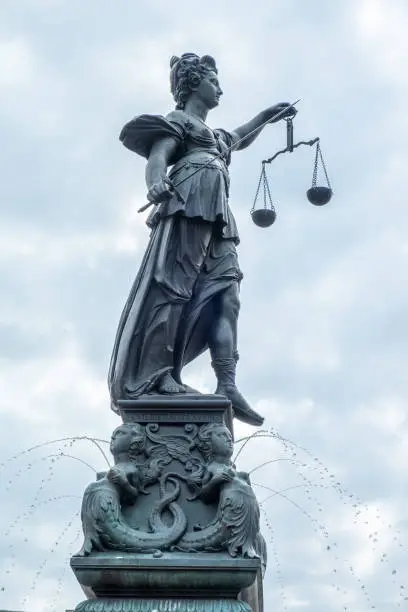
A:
[70,394,264,612]
[71,552,259,612]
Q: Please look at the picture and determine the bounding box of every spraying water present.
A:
[0,430,406,611]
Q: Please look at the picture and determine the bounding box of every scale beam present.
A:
[252,120,332,227]
[262,137,320,165]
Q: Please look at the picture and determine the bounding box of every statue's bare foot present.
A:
[158,372,186,394]
[216,384,264,427]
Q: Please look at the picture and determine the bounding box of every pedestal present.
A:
[70,395,264,612]
[71,552,258,612]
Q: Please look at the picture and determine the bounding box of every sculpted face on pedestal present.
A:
[109,423,145,457]
[210,425,234,459]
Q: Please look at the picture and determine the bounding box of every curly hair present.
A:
[196,422,230,461]
[170,53,218,110]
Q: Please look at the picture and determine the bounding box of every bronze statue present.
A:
[108,52,295,426]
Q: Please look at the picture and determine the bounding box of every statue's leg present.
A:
[209,285,264,427]
[155,217,213,393]
[209,283,240,361]
[209,286,263,426]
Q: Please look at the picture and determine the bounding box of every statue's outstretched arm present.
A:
[231,103,296,151]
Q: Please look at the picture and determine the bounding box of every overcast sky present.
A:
[1,0,408,610]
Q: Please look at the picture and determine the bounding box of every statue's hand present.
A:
[107,467,128,486]
[266,103,297,123]
[147,178,174,204]
[214,466,235,484]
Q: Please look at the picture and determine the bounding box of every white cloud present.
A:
[0,197,146,265]
[353,0,408,89]
[0,37,37,91]
[0,337,116,439]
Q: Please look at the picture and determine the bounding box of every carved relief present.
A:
[77,423,191,555]
[176,423,264,559]
[77,422,265,564]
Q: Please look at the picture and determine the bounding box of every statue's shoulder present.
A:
[119,113,185,158]
[165,109,185,121]
[165,109,194,133]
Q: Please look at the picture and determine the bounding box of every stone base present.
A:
[117,394,231,427]
[71,552,260,599]
[117,394,234,436]
[74,598,251,612]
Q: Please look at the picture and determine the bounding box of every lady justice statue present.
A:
[108,53,295,427]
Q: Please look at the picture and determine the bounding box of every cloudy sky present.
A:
[1,0,408,610]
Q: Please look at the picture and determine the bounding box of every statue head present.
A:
[109,423,146,459]
[170,53,222,110]
[197,423,234,461]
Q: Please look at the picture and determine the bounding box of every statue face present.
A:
[210,426,233,458]
[195,70,223,109]
[110,424,144,456]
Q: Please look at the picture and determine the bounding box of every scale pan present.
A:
[251,208,276,228]
[307,186,332,206]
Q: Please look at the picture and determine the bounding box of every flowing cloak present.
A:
[108,112,242,409]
